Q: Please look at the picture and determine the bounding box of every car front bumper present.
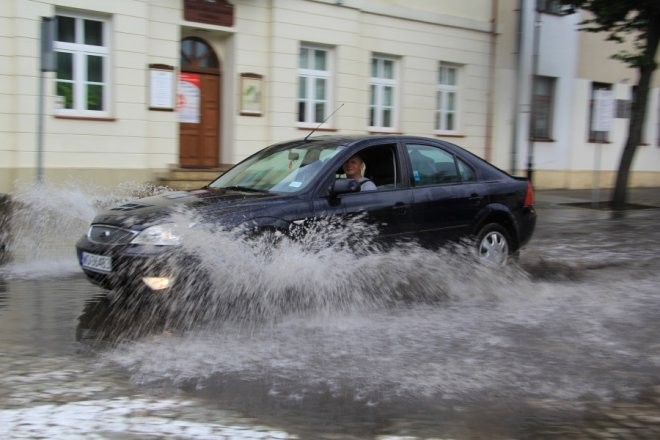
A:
[75,236,181,292]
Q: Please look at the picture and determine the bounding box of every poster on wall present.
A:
[592,89,613,133]
[177,72,201,123]
[240,73,263,116]
[148,65,175,110]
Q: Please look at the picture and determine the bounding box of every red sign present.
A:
[177,73,201,123]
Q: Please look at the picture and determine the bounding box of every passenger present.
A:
[343,154,377,191]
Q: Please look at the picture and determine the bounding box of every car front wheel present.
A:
[476,223,511,266]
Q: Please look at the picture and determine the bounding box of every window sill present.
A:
[530,137,556,142]
[434,132,465,138]
[55,115,117,122]
[368,129,402,135]
[297,126,337,132]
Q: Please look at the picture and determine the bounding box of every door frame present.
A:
[179,36,222,168]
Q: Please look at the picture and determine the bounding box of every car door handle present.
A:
[393,202,409,215]
[469,194,484,204]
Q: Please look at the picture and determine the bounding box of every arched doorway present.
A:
[178,37,221,168]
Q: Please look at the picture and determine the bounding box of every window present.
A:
[211,142,343,193]
[615,99,631,119]
[54,13,110,116]
[537,0,564,14]
[338,144,401,190]
[628,86,649,145]
[531,76,555,140]
[436,63,460,133]
[298,45,332,125]
[589,82,612,142]
[369,56,397,129]
[181,37,219,70]
[406,144,473,186]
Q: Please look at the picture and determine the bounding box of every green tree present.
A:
[560,0,660,209]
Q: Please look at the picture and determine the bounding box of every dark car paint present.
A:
[76,135,536,290]
[313,187,416,240]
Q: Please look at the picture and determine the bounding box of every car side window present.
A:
[406,144,460,186]
[457,157,476,182]
[336,143,401,190]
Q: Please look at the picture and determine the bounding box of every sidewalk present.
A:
[535,186,660,209]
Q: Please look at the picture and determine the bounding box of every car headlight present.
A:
[131,224,181,246]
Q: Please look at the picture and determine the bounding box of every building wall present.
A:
[0,0,17,191]
[1,0,497,193]
[558,10,660,189]
[231,0,494,162]
[0,0,181,192]
[492,0,660,189]
[1,0,659,194]
[526,8,582,189]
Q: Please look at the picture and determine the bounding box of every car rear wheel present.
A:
[476,223,511,266]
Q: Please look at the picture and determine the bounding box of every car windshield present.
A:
[209,141,345,193]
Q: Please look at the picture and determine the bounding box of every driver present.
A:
[343,155,377,191]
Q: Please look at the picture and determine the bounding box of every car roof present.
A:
[288,134,441,148]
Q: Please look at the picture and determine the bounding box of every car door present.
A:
[311,143,416,244]
[404,142,485,246]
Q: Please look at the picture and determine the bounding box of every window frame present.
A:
[297,44,333,128]
[435,62,461,135]
[54,12,111,118]
[368,55,399,132]
[530,75,556,141]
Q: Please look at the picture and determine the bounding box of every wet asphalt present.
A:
[1,187,660,439]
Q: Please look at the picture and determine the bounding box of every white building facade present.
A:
[1,0,659,194]
[497,0,660,188]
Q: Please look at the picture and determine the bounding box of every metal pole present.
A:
[511,0,524,174]
[37,70,45,183]
[37,17,55,184]
[527,7,542,183]
[592,132,603,208]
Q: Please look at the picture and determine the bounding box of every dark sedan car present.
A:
[76,135,536,292]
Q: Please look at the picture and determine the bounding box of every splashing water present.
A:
[3,183,659,411]
[0,180,170,279]
[95,207,660,406]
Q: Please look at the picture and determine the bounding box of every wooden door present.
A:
[179,73,220,168]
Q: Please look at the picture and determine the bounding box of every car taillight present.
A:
[524,181,534,207]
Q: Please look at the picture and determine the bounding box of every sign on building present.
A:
[592,89,614,132]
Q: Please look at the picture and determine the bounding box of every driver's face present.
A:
[343,155,363,179]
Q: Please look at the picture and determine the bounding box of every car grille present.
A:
[87,225,137,245]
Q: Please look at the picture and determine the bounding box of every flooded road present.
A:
[1,184,660,439]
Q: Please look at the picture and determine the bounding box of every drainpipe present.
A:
[512,0,539,178]
[510,0,524,174]
[527,5,541,183]
[484,0,498,163]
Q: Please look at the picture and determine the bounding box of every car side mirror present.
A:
[329,178,360,196]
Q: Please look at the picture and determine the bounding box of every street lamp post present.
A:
[37,17,55,184]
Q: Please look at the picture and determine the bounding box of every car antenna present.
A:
[304,103,344,141]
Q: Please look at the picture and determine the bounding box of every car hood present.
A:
[92,188,290,229]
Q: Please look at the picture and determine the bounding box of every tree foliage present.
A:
[560,0,660,208]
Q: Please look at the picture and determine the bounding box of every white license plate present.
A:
[81,252,112,273]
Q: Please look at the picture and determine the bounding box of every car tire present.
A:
[476,223,512,266]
